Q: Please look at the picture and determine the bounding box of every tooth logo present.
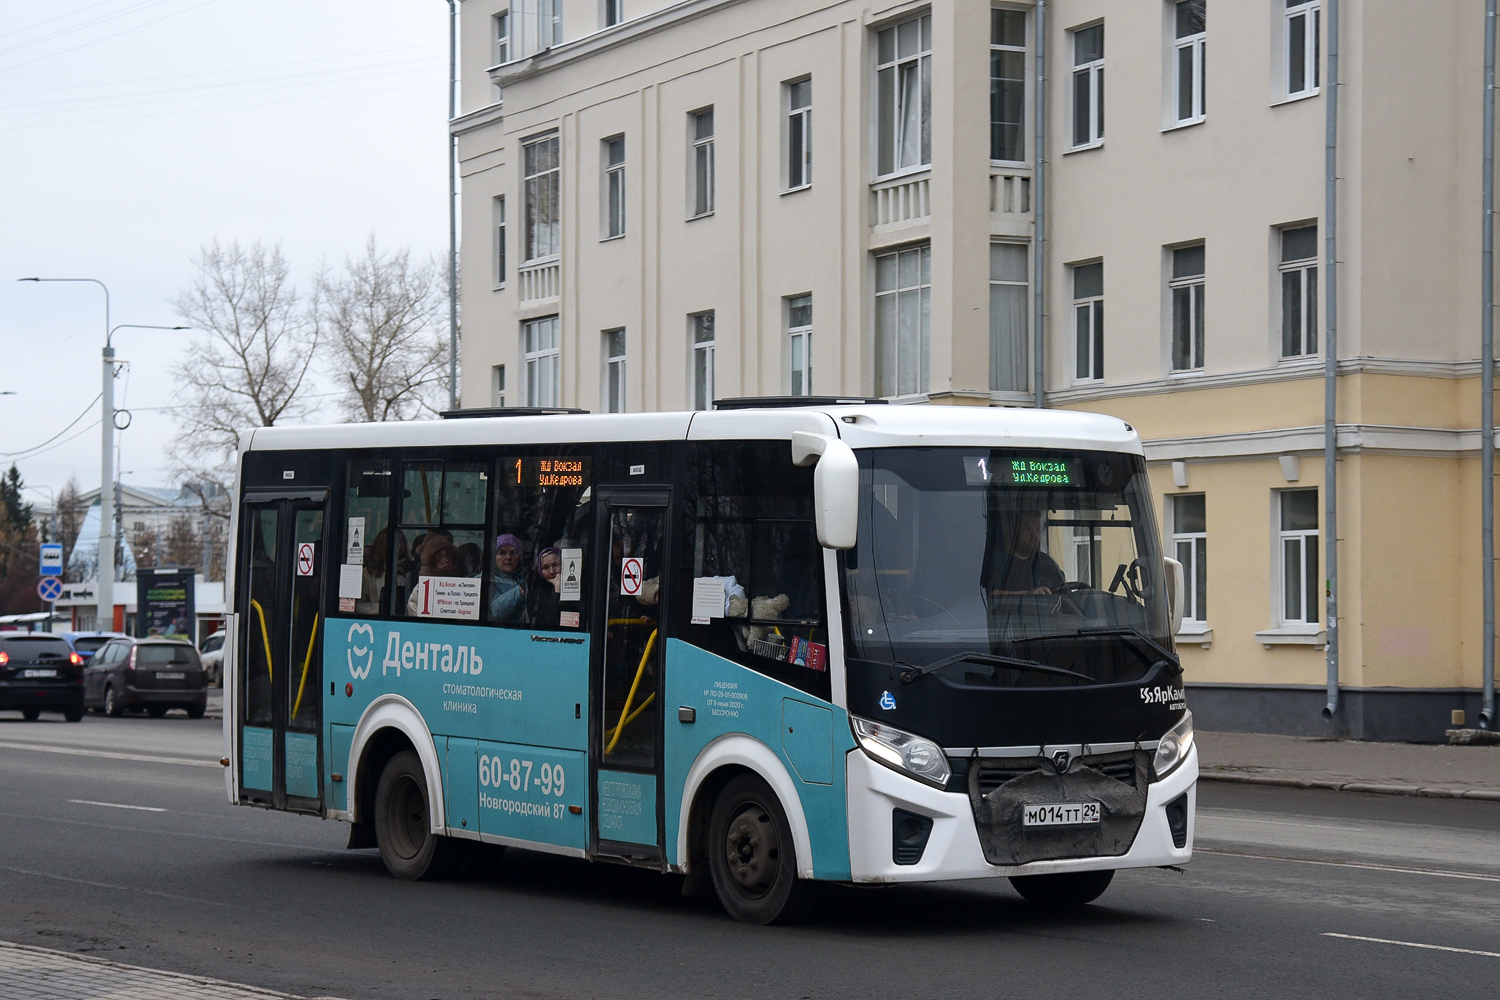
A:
[347,623,374,680]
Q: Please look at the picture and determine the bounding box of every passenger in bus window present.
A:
[408,540,463,615]
[458,541,483,578]
[984,508,1064,596]
[357,528,392,615]
[490,533,527,622]
[529,545,562,627]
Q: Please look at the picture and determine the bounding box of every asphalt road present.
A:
[0,714,1496,999]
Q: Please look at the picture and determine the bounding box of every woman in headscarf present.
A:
[529,545,562,628]
[489,533,527,622]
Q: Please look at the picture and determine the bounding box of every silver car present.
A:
[199,631,225,687]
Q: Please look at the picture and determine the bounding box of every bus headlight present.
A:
[1153,711,1194,779]
[851,717,951,788]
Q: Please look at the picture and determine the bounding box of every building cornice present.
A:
[1144,422,1500,463]
[451,101,504,138]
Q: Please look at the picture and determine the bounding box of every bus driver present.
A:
[984,507,1065,597]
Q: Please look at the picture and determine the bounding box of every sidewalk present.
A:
[1197,729,1500,799]
[0,940,343,1000]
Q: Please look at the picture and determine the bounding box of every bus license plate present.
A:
[20,669,57,679]
[1023,802,1101,827]
[156,672,185,681]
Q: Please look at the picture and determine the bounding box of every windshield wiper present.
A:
[1018,627,1178,667]
[896,651,1094,685]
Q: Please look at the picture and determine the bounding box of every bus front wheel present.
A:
[374,750,468,880]
[1008,869,1115,907]
[707,773,813,925]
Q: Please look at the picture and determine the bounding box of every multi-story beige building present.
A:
[453,0,1495,742]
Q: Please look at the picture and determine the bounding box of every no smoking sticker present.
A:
[620,557,643,596]
[296,542,316,576]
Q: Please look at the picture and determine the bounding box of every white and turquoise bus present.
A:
[223,400,1196,923]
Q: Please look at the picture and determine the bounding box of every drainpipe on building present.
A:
[1032,0,1047,410]
[1322,0,1341,723]
[1481,0,1496,730]
[447,0,460,412]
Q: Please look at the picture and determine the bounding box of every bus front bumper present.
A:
[845,744,1197,883]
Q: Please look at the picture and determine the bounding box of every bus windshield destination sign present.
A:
[964,454,1084,487]
[510,457,591,488]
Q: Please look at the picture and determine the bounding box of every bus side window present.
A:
[488,453,592,629]
[397,461,488,620]
[682,441,830,702]
[342,458,393,616]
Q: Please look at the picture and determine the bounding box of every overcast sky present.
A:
[0,0,451,507]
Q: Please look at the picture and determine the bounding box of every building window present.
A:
[523,134,560,261]
[1172,493,1207,624]
[690,108,715,217]
[603,135,625,239]
[1071,23,1104,148]
[876,13,932,177]
[515,0,562,56]
[788,295,812,396]
[1073,261,1104,381]
[785,78,812,190]
[1170,244,1205,371]
[991,8,1027,162]
[1284,0,1321,99]
[691,312,716,410]
[492,11,510,101]
[1173,1,1205,124]
[1278,488,1319,625]
[875,244,930,397]
[1280,224,1318,357]
[493,196,507,286]
[523,315,560,407]
[603,0,623,28]
[603,329,626,413]
[491,364,506,407]
[990,242,1028,391]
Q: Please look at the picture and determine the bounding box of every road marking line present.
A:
[67,799,166,813]
[1322,933,1500,959]
[0,740,218,768]
[1199,847,1500,883]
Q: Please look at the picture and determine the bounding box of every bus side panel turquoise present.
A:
[663,639,854,880]
[597,770,657,845]
[242,726,273,791]
[477,740,587,848]
[329,723,355,811]
[284,732,320,799]
[445,737,479,834]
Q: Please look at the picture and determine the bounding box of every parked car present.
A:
[198,630,225,687]
[83,636,208,719]
[60,631,128,664]
[0,633,84,721]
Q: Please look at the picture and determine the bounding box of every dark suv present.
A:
[0,633,85,721]
[84,637,208,719]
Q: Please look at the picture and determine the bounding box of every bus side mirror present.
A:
[790,431,858,550]
[1163,556,1185,637]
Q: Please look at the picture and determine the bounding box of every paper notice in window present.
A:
[559,548,583,602]
[346,517,365,564]
[692,577,725,625]
[339,564,363,600]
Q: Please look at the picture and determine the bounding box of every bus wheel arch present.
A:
[678,735,814,881]
[348,695,446,835]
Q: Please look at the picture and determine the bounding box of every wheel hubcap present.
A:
[388,774,428,861]
[724,803,779,898]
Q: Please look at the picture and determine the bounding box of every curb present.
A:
[1199,771,1500,801]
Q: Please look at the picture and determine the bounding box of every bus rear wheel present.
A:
[707,773,812,925]
[1008,869,1115,907]
[374,750,468,880]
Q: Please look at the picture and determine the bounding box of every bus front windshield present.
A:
[843,447,1173,685]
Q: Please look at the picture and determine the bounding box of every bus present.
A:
[222,400,1196,924]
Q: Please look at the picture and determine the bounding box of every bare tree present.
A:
[169,240,319,492]
[56,476,86,580]
[319,235,447,422]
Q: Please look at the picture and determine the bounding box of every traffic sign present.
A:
[39,543,62,577]
[37,577,63,602]
[620,557,643,596]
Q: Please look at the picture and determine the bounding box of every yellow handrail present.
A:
[290,613,319,721]
[250,599,273,681]
[607,617,654,626]
[605,628,657,755]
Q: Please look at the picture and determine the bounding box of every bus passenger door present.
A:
[238,495,328,814]
[591,492,669,863]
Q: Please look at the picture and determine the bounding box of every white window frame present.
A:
[1171,1,1205,126]
[603,135,625,240]
[493,195,506,288]
[523,134,560,262]
[1283,0,1321,100]
[690,311,716,410]
[875,13,932,179]
[1279,225,1318,358]
[515,0,562,57]
[689,108,715,218]
[1277,489,1319,626]
[1072,261,1104,382]
[990,7,1028,164]
[603,328,626,413]
[785,78,812,192]
[492,11,510,102]
[1170,244,1204,372]
[989,241,1029,392]
[1070,22,1105,150]
[491,364,506,407]
[874,244,931,397]
[787,295,812,396]
[522,315,560,407]
[1171,493,1207,624]
[603,0,623,28]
